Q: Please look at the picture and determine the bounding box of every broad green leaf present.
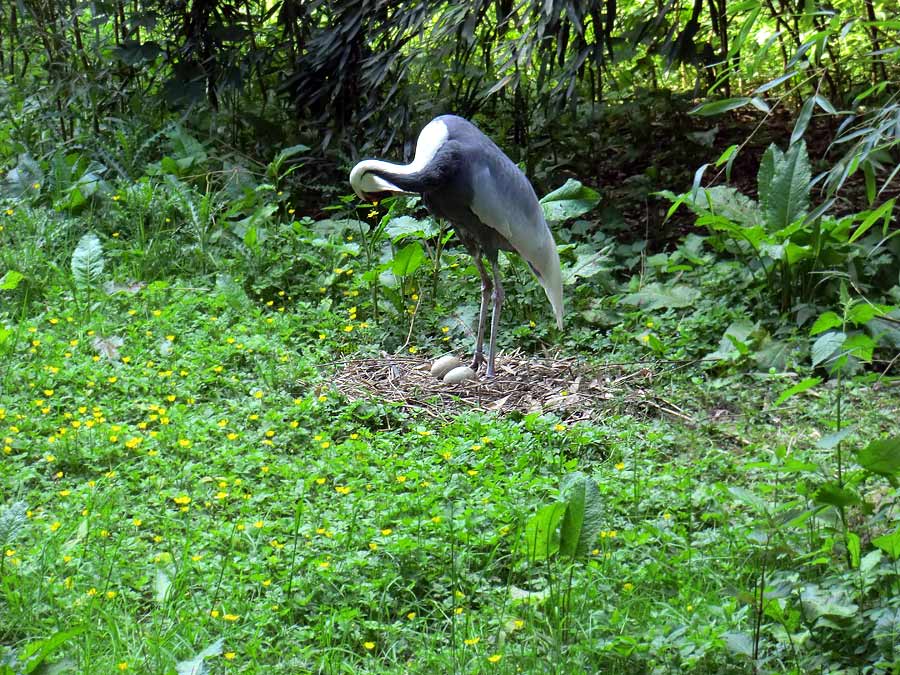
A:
[621,282,700,311]
[540,179,601,222]
[391,242,426,278]
[810,311,842,335]
[71,232,105,291]
[816,426,855,450]
[385,216,437,242]
[17,627,85,675]
[522,502,567,561]
[312,218,358,237]
[723,631,754,657]
[811,331,845,367]
[872,529,900,560]
[800,585,858,621]
[0,270,24,291]
[754,337,789,371]
[857,437,900,478]
[765,141,811,228]
[774,377,821,406]
[846,302,885,326]
[707,320,755,361]
[842,333,875,362]
[561,248,611,285]
[558,472,604,561]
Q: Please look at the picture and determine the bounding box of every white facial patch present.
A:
[349,119,449,200]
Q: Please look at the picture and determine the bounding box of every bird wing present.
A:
[468,162,564,329]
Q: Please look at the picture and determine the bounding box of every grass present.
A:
[1,203,899,674]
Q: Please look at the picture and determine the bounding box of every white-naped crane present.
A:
[350,115,563,378]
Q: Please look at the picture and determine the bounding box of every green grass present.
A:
[1,197,899,674]
[2,274,898,674]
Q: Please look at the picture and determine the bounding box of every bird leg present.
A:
[470,254,492,373]
[486,258,504,378]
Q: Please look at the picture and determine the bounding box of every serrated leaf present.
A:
[810,311,842,335]
[857,437,900,478]
[540,179,601,222]
[811,331,846,367]
[71,232,105,291]
[814,481,861,508]
[765,141,811,228]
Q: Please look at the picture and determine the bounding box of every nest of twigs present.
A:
[327,349,692,423]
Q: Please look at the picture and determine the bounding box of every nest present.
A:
[327,349,692,423]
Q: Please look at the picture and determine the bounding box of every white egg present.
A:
[430,355,462,379]
[443,365,476,384]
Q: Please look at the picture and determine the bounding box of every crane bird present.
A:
[349,114,563,378]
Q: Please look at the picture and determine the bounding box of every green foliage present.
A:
[660,141,899,333]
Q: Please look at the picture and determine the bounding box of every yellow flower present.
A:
[210,610,220,618]
[407,612,416,620]
[614,461,625,470]
[380,528,392,536]
[224,652,236,660]
[132,518,142,527]
[117,662,128,671]
[554,423,566,432]
[335,486,350,495]
[464,637,480,646]
[49,521,61,532]
[487,654,502,663]
[223,613,239,621]
[363,641,375,650]
[623,582,634,591]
